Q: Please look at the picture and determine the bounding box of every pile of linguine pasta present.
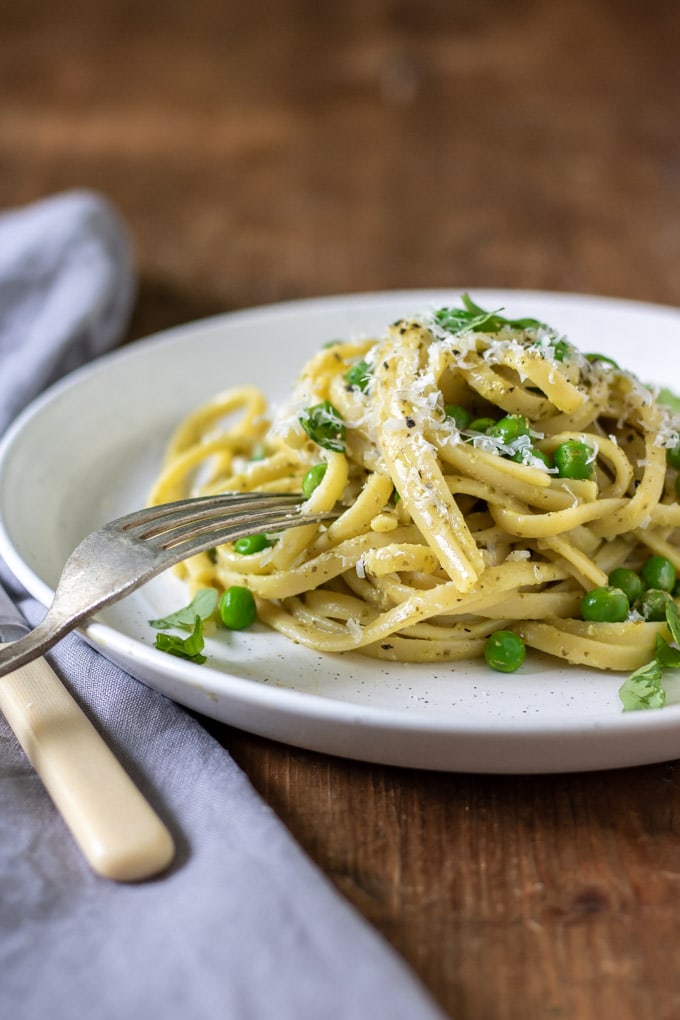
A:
[150,296,680,672]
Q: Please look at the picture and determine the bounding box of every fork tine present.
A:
[0,492,341,679]
[143,502,325,551]
[115,492,302,537]
[155,507,337,564]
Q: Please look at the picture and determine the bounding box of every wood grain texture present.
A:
[3,1,680,1015]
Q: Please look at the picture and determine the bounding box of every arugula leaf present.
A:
[657,387,680,413]
[149,588,219,630]
[619,657,666,711]
[154,616,207,664]
[434,293,546,336]
[299,400,346,452]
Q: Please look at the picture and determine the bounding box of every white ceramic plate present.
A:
[2,289,680,773]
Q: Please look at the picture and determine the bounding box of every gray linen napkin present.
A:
[0,193,447,1020]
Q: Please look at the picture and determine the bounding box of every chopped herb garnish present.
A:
[585,353,620,370]
[655,633,680,669]
[666,597,680,644]
[344,359,373,392]
[154,615,207,664]
[535,337,572,361]
[434,293,546,336]
[299,400,346,452]
[619,656,666,711]
[618,599,680,710]
[657,387,680,413]
[149,588,219,630]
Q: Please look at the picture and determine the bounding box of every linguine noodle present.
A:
[150,297,680,672]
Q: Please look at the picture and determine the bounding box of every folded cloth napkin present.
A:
[0,193,447,1020]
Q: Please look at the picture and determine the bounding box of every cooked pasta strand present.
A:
[151,297,680,672]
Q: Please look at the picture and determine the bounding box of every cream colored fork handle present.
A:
[0,647,175,882]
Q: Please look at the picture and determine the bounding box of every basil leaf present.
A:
[149,588,219,630]
[154,616,207,664]
[618,657,666,711]
[299,400,346,452]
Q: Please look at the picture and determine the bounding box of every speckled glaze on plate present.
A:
[2,289,680,773]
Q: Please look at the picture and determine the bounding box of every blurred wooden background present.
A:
[3,2,680,1017]
[4,1,680,328]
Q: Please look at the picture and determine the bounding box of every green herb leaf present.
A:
[434,293,546,336]
[299,400,346,452]
[655,634,680,670]
[666,597,680,646]
[154,615,207,664]
[657,387,680,413]
[149,588,219,630]
[618,599,680,711]
[344,359,373,392]
[538,338,572,362]
[585,353,620,370]
[618,657,666,711]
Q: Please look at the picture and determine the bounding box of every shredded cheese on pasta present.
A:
[150,300,680,671]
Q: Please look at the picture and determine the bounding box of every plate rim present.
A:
[3,286,680,771]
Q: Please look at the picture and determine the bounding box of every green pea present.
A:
[469,417,497,434]
[444,404,472,429]
[484,630,526,673]
[581,586,629,623]
[234,533,272,555]
[219,586,257,630]
[553,440,594,480]
[667,444,680,471]
[637,588,670,622]
[302,463,327,499]
[640,555,676,593]
[489,414,531,445]
[607,568,643,606]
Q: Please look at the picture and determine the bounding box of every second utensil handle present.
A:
[0,648,175,881]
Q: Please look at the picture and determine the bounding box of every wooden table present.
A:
[4,2,680,1016]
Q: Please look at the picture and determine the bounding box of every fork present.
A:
[0,491,338,679]
[0,491,336,880]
